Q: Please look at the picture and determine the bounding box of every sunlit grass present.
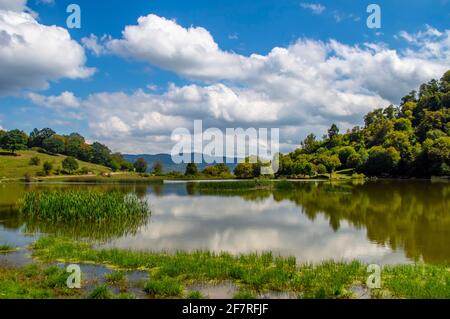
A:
[31,237,450,299]
[186,290,205,299]
[19,190,150,223]
[0,264,81,299]
[88,285,114,299]
[144,277,184,297]
[233,290,257,299]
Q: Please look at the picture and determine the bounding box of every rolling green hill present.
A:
[0,149,111,180]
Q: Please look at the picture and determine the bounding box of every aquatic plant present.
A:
[186,290,205,299]
[32,237,450,299]
[232,290,257,299]
[144,277,184,297]
[19,190,150,223]
[88,285,113,299]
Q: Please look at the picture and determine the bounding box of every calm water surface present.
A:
[0,180,449,265]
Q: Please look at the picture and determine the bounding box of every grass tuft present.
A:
[88,285,114,299]
[144,277,184,297]
[233,290,257,299]
[186,290,205,299]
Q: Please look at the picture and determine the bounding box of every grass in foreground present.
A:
[31,237,450,299]
[233,290,257,299]
[144,277,184,297]
[19,190,150,223]
[186,290,206,299]
[0,264,81,299]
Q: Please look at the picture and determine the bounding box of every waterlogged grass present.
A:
[144,277,184,297]
[19,190,150,223]
[104,271,126,285]
[88,285,114,299]
[186,290,205,299]
[0,264,81,299]
[233,290,257,299]
[104,271,128,292]
[373,264,450,299]
[0,244,17,253]
[31,237,450,299]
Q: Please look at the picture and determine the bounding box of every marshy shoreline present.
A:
[0,236,449,299]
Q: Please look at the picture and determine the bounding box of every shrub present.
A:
[42,161,53,175]
[144,277,184,297]
[24,173,33,183]
[88,285,113,299]
[62,156,79,173]
[29,156,41,166]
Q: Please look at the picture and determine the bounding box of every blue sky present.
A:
[0,0,449,153]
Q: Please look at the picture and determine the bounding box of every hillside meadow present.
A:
[0,149,110,180]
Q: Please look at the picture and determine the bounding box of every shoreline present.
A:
[0,236,448,299]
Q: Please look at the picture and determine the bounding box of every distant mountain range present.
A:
[123,153,240,173]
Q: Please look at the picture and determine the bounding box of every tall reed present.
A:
[19,190,150,223]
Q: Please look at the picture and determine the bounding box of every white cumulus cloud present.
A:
[26,14,450,154]
[0,10,95,96]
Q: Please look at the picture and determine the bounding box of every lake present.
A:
[0,180,449,265]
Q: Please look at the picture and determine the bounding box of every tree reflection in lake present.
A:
[0,180,448,264]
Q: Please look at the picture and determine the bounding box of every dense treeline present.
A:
[276,70,449,178]
[232,71,449,179]
[0,128,133,172]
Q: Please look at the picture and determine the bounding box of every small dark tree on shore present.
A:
[152,161,164,175]
[185,163,198,176]
[134,158,148,173]
[43,161,53,175]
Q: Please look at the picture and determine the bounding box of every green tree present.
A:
[316,154,341,176]
[28,128,55,148]
[29,156,41,166]
[185,163,198,176]
[215,163,230,176]
[294,161,314,177]
[42,135,65,154]
[337,146,357,168]
[134,158,148,173]
[301,134,319,154]
[91,142,112,166]
[62,156,79,173]
[328,124,339,140]
[234,162,254,179]
[1,129,28,154]
[365,146,400,176]
[65,133,85,157]
[423,136,450,175]
[152,161,164,175]
[202,166,219,176]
